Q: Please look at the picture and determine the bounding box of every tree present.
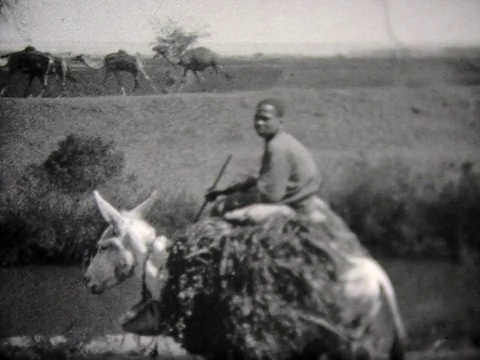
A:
[150,17,210,59]
[0,0,19,21]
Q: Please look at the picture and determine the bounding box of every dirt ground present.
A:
[0,261,479,358]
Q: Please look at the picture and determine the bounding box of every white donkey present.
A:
[85,190,406,360]
[303,237,407,360]
[84,191,168,299]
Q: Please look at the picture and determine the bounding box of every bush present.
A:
[0,164,104,265]
[0,133,202,266]
[329,158,480,260]
[0,134,126,265]
[44,134,124,193]
[422,161,480,261]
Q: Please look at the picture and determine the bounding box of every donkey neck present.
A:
[137,236,170,300]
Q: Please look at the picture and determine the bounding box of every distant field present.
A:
[1,55,480,97]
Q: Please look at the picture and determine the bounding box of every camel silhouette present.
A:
[152,46,231,92]
[0,46,55,97]
[72,50,157,96]
[44,53,79,96]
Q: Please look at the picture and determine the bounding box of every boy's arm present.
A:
[205,176,257,202]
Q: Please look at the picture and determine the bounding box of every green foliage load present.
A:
[158,216,367,360]
[44,134,124,193]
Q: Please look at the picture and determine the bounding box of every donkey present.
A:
[304,237,407,360]
[85,190,406,360]
[84,191,168,299]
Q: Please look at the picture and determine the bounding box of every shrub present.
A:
[329,158,480,260]
[44,134,124,193]
[0,132,201,266]
[0,164,104,266]
[422,161,480,261]
[0,134,127,265]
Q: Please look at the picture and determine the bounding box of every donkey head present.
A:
[84,191,159,294]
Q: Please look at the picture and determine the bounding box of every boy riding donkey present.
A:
[204,98,330,224]
[110,98,405,360]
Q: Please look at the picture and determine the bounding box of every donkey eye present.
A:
[99,244,110,252]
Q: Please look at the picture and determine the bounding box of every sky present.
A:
[1,0,480,56]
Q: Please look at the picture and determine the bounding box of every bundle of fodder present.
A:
[158,214,368,360]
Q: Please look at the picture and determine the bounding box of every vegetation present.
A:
[329,158,480,261]
[150,17,210,59]
[0,0,18,20]
[0,133,199,266]
[159,217,365,360]
[0,134,478,266]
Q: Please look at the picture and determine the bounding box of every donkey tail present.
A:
[376,264,407,360]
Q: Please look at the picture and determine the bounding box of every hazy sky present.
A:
[1,0,480,55]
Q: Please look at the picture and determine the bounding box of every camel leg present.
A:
[213,64,231,81]
[193,71,206,91]
[25,74,36,97]
[137,65,158,92]
[37,64,52,97]
[114,72,126,96]
[102,69,115,94]
[176,68,189,93]
[60,76,67,97]
[0,84,8,96]
[0,72,13,97]
[102,69,110,86]
[132,73,139,93]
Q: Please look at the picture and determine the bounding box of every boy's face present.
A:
[254,104,282,138]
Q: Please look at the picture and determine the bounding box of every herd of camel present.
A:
[0,45,232,97]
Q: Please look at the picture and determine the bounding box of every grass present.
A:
[0,68,479,354]
[1,86,478,197]
[0,85,479,264]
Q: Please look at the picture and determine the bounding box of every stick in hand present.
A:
[194,154,233,222]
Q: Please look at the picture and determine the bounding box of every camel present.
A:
[72,50,157,96]
[0,46,55,97]
[152,45,231,92]
[85,190,407,360]
[43,53,79,96]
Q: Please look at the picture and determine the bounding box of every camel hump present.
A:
[190,47,217,57]
[13,50,52,63]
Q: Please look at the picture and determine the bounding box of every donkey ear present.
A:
[93,191,124,226]
[129,191,158,219]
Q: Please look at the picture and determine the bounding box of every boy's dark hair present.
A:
[256,98,285,118]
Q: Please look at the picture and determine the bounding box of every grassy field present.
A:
[1,56,480,356]
[1,84,479,201]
